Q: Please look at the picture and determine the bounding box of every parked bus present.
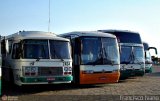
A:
[1,31,72,86]
[60,31,120,84]
[143,42,157,73]
[0,35,1,95]
[98,30,145,78]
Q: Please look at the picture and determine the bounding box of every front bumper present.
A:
[20,75,73,84]
[134,69,145,76]
[120,69,134,79]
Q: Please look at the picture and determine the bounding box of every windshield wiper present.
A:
[36,57,42,61]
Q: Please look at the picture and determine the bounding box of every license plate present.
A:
[47,77,55,81]
[99,77,106,80]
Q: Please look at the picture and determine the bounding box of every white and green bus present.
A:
[0,35,1,95]
[99,30,145,78]
[143,42,157,73]
[1,31,72,86]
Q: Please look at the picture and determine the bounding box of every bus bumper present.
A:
[145,67,152,73]
[120,69,134,79]
[134,69,145,76]
[79,72,120,84]
[20,76,73,84]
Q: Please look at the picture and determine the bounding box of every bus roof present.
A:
[5,31,69,41]
[60,31,116,38]
[98,29,142,44]
[98,29,139,33]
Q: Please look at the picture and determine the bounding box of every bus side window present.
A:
[12,43,21,59]
[1,39,6,55]
[8,40,13,54]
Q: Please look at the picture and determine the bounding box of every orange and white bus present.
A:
[60,31,120,84]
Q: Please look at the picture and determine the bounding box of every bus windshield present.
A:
[133,46,144,63]
[120,46,144,64]
[145,51,151,60]
[50,40,71,59]
[81,37,119,65]
[22,40,71,59]
[23,40,49,59]
[120,46,133,64]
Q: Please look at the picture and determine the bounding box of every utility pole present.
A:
[48,0,51,32]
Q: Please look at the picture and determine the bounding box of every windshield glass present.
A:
[102,38,119,64]
[81,37,119,65]
[50,40,71,59]
[145,51,151,59]
[145,51,152,61]
[133,46,144,62]
[120,46,133,64]
[23,40,49,59]
[81,37,101,65]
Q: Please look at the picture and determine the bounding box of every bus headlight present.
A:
[31,67,37,72]
[25,67,31,73]
[120,68,126,71]
[68,67,72,71]
[23,67,38,76]
[64,67,69,72]
[64,67,72,75]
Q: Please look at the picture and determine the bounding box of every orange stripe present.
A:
[79,71,120,84]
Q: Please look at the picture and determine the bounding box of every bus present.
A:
[143,42,157,73]
[60,31,120,84]
[1,31,73,86]
[0,35,1,95]
[98,30,145,79]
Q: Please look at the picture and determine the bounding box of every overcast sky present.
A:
[0,0,160,56]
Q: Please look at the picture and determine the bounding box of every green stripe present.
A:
[20,76,73,83]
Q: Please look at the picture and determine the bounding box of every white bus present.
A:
[0,35,1,95]
[99,30,145,78]
[1,31,73,86]
[60,31,120,84]
[143,42,157,73]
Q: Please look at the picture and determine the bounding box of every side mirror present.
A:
[119,43,121,54]
[148,47,157,55]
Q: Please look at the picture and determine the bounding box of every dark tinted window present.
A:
[120,46,132,63]
[99,31,142,44]
[81,37,119,65]
[23,40,49,59]
[50,41,71,59]
[12,43,21,59]
[143,43,149,51]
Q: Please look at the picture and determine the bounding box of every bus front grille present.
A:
[38,67,63,76]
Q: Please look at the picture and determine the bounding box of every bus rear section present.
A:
[1,31,73,86]
[98,30,145,78]
[60,31,120,84]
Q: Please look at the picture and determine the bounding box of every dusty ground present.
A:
[1,65,160,101]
